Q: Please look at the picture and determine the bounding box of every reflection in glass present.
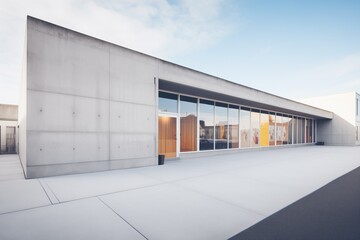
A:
[199,99,214,150]
[229,105,239,148]
[260,112,269,147]
[298,118,302,144]
[287,116,293,144]
[159,92,178,113]
[276,114,283,145]
[282,115,290,145]
[301,118,305,144]
[180,96,197,152]
[240,108,251,148]
[215,103,228,149]
[158,116,177,158]
[293,117,298,144]
[251,110,260,147]
[309,119,313,143]
[269,113,276,146]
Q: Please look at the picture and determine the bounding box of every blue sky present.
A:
[0,0,359,104]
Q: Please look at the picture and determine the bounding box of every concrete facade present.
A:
[21,16,336,178]
[0,104,18,154]
[22,17,158,178]
[301,92,360,145]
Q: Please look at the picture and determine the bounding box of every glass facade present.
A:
[159,92,178,113]
[240,108,251,148]
[215,103,228,149]
[293,117,298,144]
[269,113,276,146]
[301,118,306,144]
[199,99,215,151]
[180,96,197,152]
[260,111,269,147]
[251,110,260,147]
[276,114,283,145]
[159,91,317,155]
[229,105,239,148]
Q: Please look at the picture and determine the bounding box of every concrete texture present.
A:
[0,146,359,240]
[0,155,23,182]
[22,16,158,178]
[0,198,145,240]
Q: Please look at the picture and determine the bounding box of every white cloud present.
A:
[0,0,234,104]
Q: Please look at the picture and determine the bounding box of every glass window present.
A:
[260,111,269,147]
[301,118,306,144]
[229,105,239,148]
[269,113,276,146]
[308,119,313,143]
[293,117,298,144]
[297,118,302,144]
[251,109,260,147]
[276,114,283,145]
[313,120,316,143]
[287,116,293,144]
[240,107,251,148]
[159,92,178,113]
[215,102,228,150]
[180,96,197,152]
[199,99,214,151]
[283,115,292,144]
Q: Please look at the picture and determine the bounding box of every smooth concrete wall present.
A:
[25,17,157,178]
[19,24,27,175]
[301,92,357,145]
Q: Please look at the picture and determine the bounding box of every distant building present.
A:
[18,16,357,179]
[0,104,18,154]
[301,92,360,145]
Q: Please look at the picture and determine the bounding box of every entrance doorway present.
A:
[158,116,177,159]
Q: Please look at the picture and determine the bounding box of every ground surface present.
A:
[230,165,360,240]
[0,146,359,240]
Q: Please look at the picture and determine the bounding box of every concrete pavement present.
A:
[0,146,359,239]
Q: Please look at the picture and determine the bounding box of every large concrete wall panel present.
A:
[27,132,75,166]
[27,20,110,99]
[110,133,155,160]
[74,97,109,132]
[109,101,155,134]
[27,90,75,131]
[27,132,109,166]
[27,90,109,133]
[109,46,157,105]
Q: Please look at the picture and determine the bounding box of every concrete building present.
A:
[301,92,360,145]
[20,16,358,179]
[0,104,18,154]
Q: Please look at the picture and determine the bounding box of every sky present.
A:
[0,0,359,104]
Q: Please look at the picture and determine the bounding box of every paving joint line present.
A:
[37,179,54,205]
[97,196,149,240]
